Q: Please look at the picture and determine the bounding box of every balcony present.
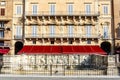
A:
[25,33,100,39]
[100,34,111,40]
[0,43,11,47]
[25,34,41,39]
[0,26,5,30]
[0,16,11,21]
[25,11,99,17]
[14,35,23,40]
[0,36,11,40]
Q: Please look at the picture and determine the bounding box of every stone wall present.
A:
[3,54,107,70]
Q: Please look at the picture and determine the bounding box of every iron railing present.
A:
[14,35,23,39]
[25,33,111,39]
[25,33,99,38]
[2,55,108,75]
[25,11,100,16]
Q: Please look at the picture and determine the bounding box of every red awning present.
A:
[0,48,10,54]
[62,46,106,55]
[18,45,106,55]
[18,46,61,54]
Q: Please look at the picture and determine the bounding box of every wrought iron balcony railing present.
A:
[25,33,102,39]
[14,35,23,39]
[25,11,99,16]
[0,16,11,21]
[0,43,11,47]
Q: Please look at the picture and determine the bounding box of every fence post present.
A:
[50,64,52,76]
[64,65,65,76]
[107,55,119,75]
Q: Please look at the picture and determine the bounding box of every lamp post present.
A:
[111,0,115,55]
[22,0,25,43]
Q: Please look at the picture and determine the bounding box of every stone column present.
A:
[116,54,119,63]
[107,55,119,75]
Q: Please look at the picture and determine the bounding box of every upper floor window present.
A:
[85,4,91,14]
[87,40,91,44]
[49,3,55,15]
[33,40,36,44]
[103,25,108,38]
[0,31,4,38]
[103,5,108,15]
[16,5,22,15]
[68,25,73,37]
[67,4,73,15]
[0,41,4,46]
[1,1,6,6]
[1,8,5,16]
[0,22,4,28]
[51,41,54,44]
[68,39,73,44]
[50,25,55,36]
[16,26,22,36]
[86,25,91,37]
[32,4,38,15]
[32,25,37,36]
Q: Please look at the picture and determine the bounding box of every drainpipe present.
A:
[111,0,115,55]
[22,0,25,43]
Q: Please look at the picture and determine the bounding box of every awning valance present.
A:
[18,45,106,55]
[0,48,10,54]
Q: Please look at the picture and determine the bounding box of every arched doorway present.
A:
[101,41,111,55]
[15,41,23,55]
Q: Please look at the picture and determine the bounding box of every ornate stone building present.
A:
[0,0,113,72]
[0,0,12,55]
[11,0,112,55]
[113,0,120,53]
[0,0,116,56]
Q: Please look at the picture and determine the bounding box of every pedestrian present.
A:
[0,59,3,74]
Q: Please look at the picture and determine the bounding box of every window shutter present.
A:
[1,8,5,16]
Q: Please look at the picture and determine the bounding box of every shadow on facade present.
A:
[15,41,23,55]
[101,41,111,55]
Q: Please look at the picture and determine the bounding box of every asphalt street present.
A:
[0,75,120,80]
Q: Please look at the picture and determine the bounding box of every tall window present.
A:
[50,25,55,36]
[32,26,37,37]
[85,4,91,14]
[1,8,5,16]
[50,4,55,15]
[0,31,4,38]
[0,22,4,28]
[32,4,38,15]
[87,40,91,44]
[16,26,22,36]
[103,25,108,38]
[0,41,4,46]
[79,26,82,35]
[86,25,91,37]
[68,25,73,37]
[103,5,108,15]
[16,5,22,15]
[67,4,73,15]
[1,1,6,6]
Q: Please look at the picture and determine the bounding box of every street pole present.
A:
[111,0,115,55]
[22,0,25,43]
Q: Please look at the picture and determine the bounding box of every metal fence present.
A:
[2,55,108,76]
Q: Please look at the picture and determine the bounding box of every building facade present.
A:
[0,0,12,55]
[113,0,120,53]
[11,0,112,55]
